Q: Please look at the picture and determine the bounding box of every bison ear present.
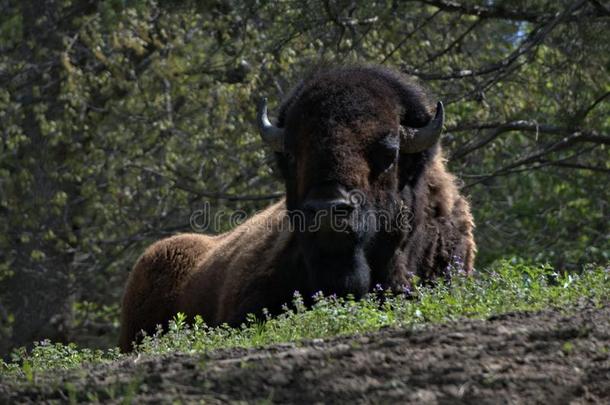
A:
[257,97,286,152]
[399,101,444,154]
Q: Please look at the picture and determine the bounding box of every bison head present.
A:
[257,67,443,298]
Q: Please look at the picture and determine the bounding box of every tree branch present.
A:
[417,0,602,22]
[404,0,587,81]
[462,133,608,188]
[380,8,442,64]
[541,161,610,173]
[421,18,481,66]
[574,91,610,123]
[449,120,597,160]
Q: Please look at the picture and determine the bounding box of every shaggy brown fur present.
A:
[120,203,293,352]
[120,65,476,352]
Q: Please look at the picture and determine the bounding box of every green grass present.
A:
[2,260,608,378]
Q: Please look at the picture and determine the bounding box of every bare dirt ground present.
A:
[1,303,608,404]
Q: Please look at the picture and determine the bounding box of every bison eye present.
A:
[370,134,399,173]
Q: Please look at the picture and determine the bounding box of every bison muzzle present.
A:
[119,65,476,352]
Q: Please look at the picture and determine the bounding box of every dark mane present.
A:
[277,65,433,128]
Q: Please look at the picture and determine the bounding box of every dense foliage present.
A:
[0,0,608,353]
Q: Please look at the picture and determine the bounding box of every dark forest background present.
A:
[0,0,608,355]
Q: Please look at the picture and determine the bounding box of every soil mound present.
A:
[2,304,608,403]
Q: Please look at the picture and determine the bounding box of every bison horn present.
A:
[400,101,444,153]
[257,97,285,152]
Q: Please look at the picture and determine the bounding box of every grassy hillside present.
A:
[2,261,607,379]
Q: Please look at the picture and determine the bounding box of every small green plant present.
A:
[1,261,608,377]
[65,382,77,404]
[1,340,121,378]
[132,261,608,356]
[561,341,575,355]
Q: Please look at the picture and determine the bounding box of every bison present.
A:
[119,65,476,352]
